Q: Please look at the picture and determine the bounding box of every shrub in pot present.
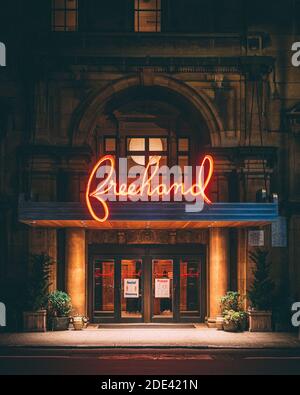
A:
[23,254,53,332]
[223,310,248,332]
[219,291,247,331]
[248,250,274,332]
[47,291,72,331]
[221,292,244,313]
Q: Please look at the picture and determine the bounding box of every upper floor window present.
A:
[52,0,78,32]
[134,0,161,33]
[127,137,168,169]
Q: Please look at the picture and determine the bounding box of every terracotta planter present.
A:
[23,310,47,332]
[248,310,272,332]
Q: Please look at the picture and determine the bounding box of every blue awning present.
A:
[19,199,278,229]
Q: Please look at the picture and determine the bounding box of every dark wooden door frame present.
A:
[88,244,206,323]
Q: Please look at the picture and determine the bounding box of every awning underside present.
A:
[19,201,278,229]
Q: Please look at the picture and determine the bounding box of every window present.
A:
[52,0,78,32]
[127,137,168,169]
[177,138,190,171]
[104,137,117,154]
[134,0,161,32]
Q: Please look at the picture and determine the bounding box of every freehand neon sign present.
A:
[86,155,214,223]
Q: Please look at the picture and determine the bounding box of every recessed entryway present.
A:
[89,245,206,324]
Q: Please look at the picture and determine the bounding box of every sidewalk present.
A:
[0,325,299,349]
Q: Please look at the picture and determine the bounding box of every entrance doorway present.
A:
[89,245,206,323]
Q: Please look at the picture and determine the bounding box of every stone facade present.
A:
[0,1,299,323]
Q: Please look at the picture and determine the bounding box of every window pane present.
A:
[121,260,142,319]
[105,138,116,152]
[54,11,65,27]
[180,259,200,317]
[53,0,66,10]
[178,156,189,170]
[66,0,77,10]
[135,0,161,10]
[94,260,114,314]
[149,138,167,152]
[178,138,189,152]
[128,138,145,152]
[130,156,146,166]
[150,155,167,167]
[66,11,77,30]
[137,11,161,32]
[152,259,173,318]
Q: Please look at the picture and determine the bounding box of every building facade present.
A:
[0,0,299,326]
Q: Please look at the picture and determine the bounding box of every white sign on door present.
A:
[155,278,170,298]
[124,279,139,298]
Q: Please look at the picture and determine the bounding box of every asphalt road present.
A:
[0,348,300,375]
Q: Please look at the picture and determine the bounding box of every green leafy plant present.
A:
[26,254,54,311]
[248,249,274,311]
[47,291,72,317]
[220,291,244,315]
[223,310,248,330]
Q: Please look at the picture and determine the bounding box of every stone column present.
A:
[237,228,247,310]
[208,228,229,327]
[65,229,86,315]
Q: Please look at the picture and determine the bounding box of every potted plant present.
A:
[47,291,72,331]
[219,291,247,331]
[223,310,248,332]
[221,291,244,313]
[248,249,274,332]
[23,254,53,332]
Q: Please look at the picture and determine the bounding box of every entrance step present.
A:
[98,324,196,329]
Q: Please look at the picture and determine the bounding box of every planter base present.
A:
[51,317,70,331]
[249,311,272,332]
[23,310,47,332]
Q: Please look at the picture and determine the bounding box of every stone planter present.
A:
[23,310,47,332]
[248,310,272,332]
[51,316,70,331]
[223,321,240,332]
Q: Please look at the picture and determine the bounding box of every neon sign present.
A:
[86,155,214,223]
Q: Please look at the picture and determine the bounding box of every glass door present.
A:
[121,259,143,320]
[93,259,115,320]
[179,258,201,319]
[152,259,174,320]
